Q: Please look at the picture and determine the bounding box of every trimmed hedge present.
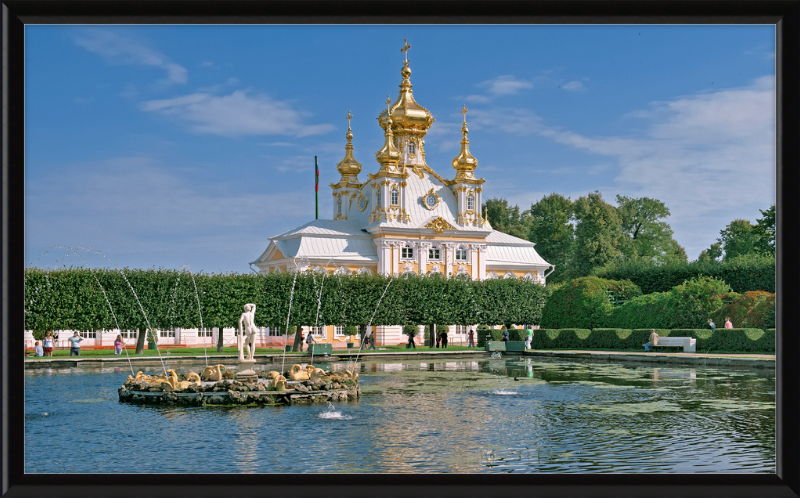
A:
[529,327,774,353]
[710,291,775,330]
[25,268,549,331]
[593,254,775,294]
[477,326,502,347]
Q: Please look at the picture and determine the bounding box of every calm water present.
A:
[24,357,775,473]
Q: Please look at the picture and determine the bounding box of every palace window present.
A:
[428,247,440,260]
[199,328,213,337]
[311,326,325,338]
[334,325,345,338]
[467,193,475,211]
[391,187,399,206]
[120,330,137,339]
[79,330,97,339]
[401,247,414,260]
[455,247,468,261]
[337,197,342,215]
[159,330,175,338]
[377,190,382,207]
[409,141,415,154]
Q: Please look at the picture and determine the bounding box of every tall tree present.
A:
[572,191,623,277]
[753,204,776,255]
[615,195,687,265]
[697,241,723,264]
[483,198,531,240]
[528,193,574,282]
[719,219,759,261]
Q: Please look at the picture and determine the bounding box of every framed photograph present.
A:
[4,2,798,497]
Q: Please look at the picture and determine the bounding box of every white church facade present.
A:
[252,43,553,346]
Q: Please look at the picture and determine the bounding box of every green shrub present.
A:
[663,328,773,353]
[540,276,642,329]
[477,326,502,347]
[435,324,450,334]
[344,325,358,338]
[711,291,774,329]
[593,254,775,294]
[402,324,418,337]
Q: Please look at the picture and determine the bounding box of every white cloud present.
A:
[541,76,775,258]
[562,81,584,91]
[25,157,313,273]
[467,108,546,135]
[74,30,187,84]
[463,94,492,104]
[141,90,336,137]
[478,75,534,96]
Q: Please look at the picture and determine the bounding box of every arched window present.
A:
[455,246,468,261]
[337,197,342,215]
[409,141,415,154]
[377,189,382,207]
[467,193,475,211]
[391,187,399,206]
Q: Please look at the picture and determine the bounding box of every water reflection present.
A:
[24,357,774,473]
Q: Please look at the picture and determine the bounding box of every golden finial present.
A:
[452,103,478,180]
[461,104,468,124]
[401,38,411,63]
[346,110,352,131]
[336,110,361,179]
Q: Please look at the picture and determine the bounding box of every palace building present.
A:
[252,43,552,346]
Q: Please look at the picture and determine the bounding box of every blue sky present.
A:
[25,25,776,273]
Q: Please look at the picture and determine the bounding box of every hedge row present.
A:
[24,268,549,331]
[540,276,642,329]
[592,254,775,294]
[530,328,774,353]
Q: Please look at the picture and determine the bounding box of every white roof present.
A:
[485,230,536,246]
[271,219,368,239]
[485,245,550,266]
[273,236,377,260]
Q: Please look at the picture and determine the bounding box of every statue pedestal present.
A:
[235,359,258,383]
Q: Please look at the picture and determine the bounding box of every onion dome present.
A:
[452,105,478,181]
[377,42,435,134]
[336,110,362,180]
[375,96,401,169]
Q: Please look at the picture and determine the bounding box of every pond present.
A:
[24,357,775,473]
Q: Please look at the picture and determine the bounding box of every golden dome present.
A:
[377,60,435,134]
[375,96,401,169]
[452,104,478,181]
[336,110,362,179]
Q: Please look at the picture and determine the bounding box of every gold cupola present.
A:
[377,40,435,134]
[375,95,401,171]
[452,105,480,182]
[336,110,362,181]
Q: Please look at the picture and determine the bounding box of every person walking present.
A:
[467,328,475,348]
[524,327,534,350]
[305,329,315,353]
[407,332,416,349]
[707,318,716,332]
[114,334,123,355]
[42,331,54,357]
[367,329,377,350]
[298,327,305,352]
[68,332,83,356]
[435,331,441,348]
[441,331,448,349]
[644,329,659,352]
[724,317,734,329]
[34,341,44,357]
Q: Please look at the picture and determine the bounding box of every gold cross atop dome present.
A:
[346,110,352,131]
[401,38,411,62]
[461,104,468,124]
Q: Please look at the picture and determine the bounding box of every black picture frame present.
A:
[3,1,798,497]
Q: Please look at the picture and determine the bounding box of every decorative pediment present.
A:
[423,217,456,234]
[503,271,517,279]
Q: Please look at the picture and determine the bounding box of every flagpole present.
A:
[315,156,319,220]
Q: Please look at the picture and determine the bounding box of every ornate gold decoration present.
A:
[423,217,456,234]
[375,95,401,171]
[421,188,441,210]
[335,110,362,180]
[356,191,369,212]
[377,42,435,136]
[452,104,481,182]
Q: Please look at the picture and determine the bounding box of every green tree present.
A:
[719,219,759,261]
[484,198,531,240]
[528,193,574,282]
[753,204,775,255]
[615,195,687,265]
[697,241,723,264]
[572,191,623,277]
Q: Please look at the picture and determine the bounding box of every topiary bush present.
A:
[540,276,642,329]
[402,324,418,337]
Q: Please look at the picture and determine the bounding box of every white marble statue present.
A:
[238,303,258,362]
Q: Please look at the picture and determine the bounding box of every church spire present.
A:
[452,104,478,181]
[335,110,362,182]
[375,95,401,171]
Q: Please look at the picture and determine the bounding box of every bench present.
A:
[652,337,696,353]
[486,341,506,352]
